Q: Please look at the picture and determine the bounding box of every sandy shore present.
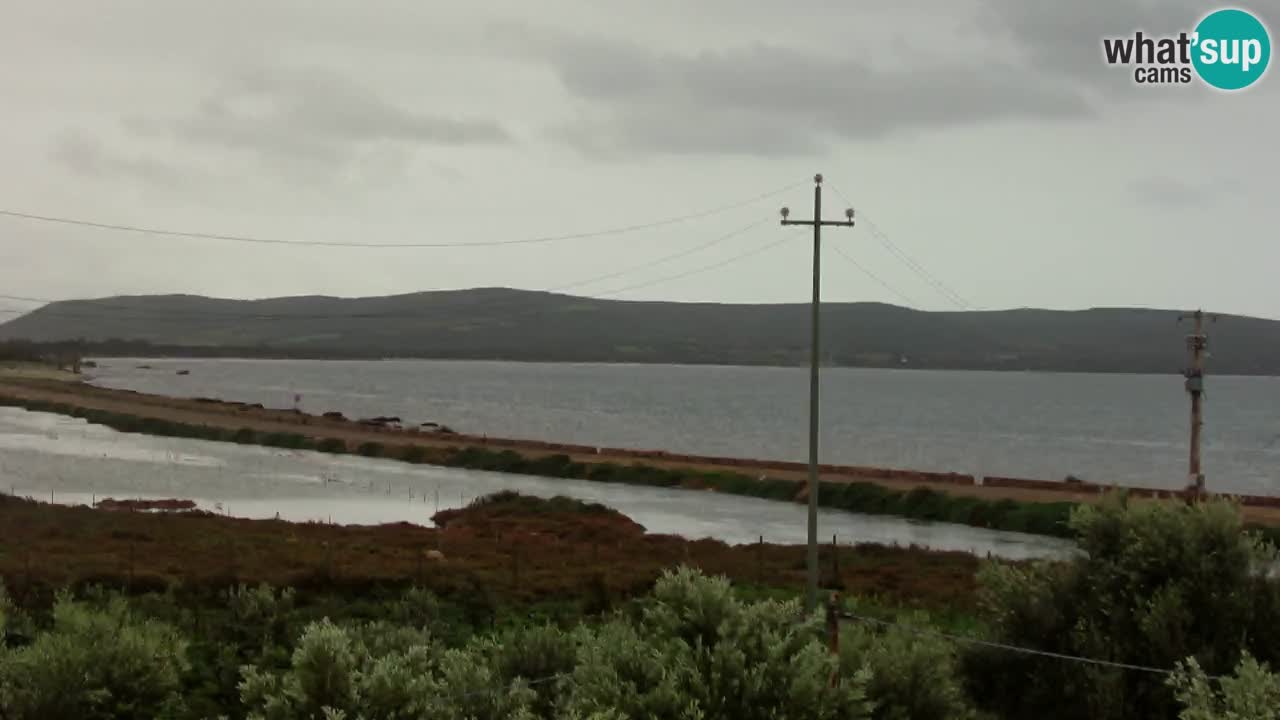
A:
[3,373,1278,526]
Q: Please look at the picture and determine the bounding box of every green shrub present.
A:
[565,566,873,720]
[356,442,385,458]
[232,427,257,444]
[261,432,312,450]
[399,446,428,463]
[840,610,978,720]
[316,438,347,454]
[486,624,578,717]
[0,580,9,638]
[1169,652,1280,720]
[0,594,189,720]
[967,493,1280,720]
[238,618,531,720]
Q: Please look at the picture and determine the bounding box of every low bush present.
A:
[840,610,978,720]
[0,594,190,720]
[316,438,347,454]
[261,432,312,450]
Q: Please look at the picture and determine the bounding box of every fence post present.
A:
[757,535,764,584]
[826,592,841,687]
[416,548,424,587]
[512,545,520,592]
[831,534,839,586]
[228,539,238,586]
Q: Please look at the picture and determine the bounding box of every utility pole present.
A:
[781,173,855,613]
[1178,309,1216,497]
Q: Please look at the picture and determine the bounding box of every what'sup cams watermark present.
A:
[1102,7,1271,90]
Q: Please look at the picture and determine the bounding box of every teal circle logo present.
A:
[1192,8,1271,90]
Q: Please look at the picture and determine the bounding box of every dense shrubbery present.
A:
[3,494,1280,718]
[0,592,189,719]
[0,570,885,719]
[1170,653,1280,720]
[839,611,977,720]
[967,493,1280,720]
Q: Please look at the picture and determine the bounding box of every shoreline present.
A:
[65,375,1280,510]
[3,374,1280,539]
[78,352,1280,378]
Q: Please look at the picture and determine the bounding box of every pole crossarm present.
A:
[781,219,856,228]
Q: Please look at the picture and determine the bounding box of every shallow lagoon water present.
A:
[0,408,1071,560]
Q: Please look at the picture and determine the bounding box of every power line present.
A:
[590,222,784,298]
[0,219,768,323]
[839,612,1221,679]
[0,181,801,250]
[452,672,571,701]
[829,244,919,308]
[862,219,972,310]
[545,219,767,294]
[827,186,972,310]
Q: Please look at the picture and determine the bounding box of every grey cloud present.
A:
[50,131,193,187]
[128,65,509,177]
[216,66,509,145]
[507,0,1280,158]
[1129,176,1243,207]
[512,28,1093,156]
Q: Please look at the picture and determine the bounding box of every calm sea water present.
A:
[86,358,1280,495]
[0,408,1070,559]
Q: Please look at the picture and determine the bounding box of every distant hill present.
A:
[2,288,1278,374]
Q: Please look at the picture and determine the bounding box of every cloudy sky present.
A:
[2,0,1278,319]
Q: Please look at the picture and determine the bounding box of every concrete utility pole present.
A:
[781,174,855,613]
[1178,309,1216,496]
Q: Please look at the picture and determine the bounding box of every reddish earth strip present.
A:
[0,492,982,607]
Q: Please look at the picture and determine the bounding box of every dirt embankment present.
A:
[2,375,1279,527]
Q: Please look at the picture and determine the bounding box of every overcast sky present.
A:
[2,0,1278,319]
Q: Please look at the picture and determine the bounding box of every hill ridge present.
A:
[3,288,1278,374]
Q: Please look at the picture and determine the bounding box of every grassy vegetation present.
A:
[463,490,618,516]
[5,491,1279,719]
[0,491,980,612]
[442,448,1078,538]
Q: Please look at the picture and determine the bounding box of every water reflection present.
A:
[0,408,1072,560]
